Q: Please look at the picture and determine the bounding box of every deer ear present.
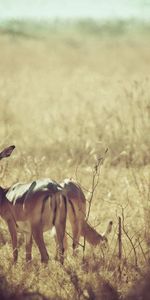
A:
[0,145,15,160]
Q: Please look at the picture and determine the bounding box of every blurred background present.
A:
[0,0,150,20]
[0,0,150,183]
[0,1,150,300]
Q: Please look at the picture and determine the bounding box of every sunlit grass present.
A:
[0,21,150,299]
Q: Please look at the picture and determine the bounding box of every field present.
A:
[0,20,150,299]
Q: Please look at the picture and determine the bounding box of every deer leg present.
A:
[68,206,81,255]
[71,220,81,255]
[32,222,49,263]
[63,234,68,252]
[55,224,65,265]
[25,232,32,262]
[54,195,67,265]
[7,218,18,263]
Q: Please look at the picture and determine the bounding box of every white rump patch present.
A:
[6,178,55,203]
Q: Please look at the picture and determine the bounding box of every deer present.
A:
[6,179,113,260]
[0,146,112,263]
[60,178,113,254]
[0,146,67,264]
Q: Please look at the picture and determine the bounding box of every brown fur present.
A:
[0,146,67,264]
[0,146,111,263]
[61,179,112,252]
[0,187,67,264]
[81,221,105,245]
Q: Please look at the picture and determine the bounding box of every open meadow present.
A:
[0,21,150,299]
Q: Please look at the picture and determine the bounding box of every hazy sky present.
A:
[0,0,150,20]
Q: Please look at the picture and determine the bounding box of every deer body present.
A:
[60,179,113,253]
[0,146,112,263]
[0,144,67,264]
[0,174,67,264]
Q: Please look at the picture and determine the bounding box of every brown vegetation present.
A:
[0,21,150,299]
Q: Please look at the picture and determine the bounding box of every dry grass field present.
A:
[0,21,150,299]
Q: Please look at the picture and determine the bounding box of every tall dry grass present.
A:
[0,21,150,299]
